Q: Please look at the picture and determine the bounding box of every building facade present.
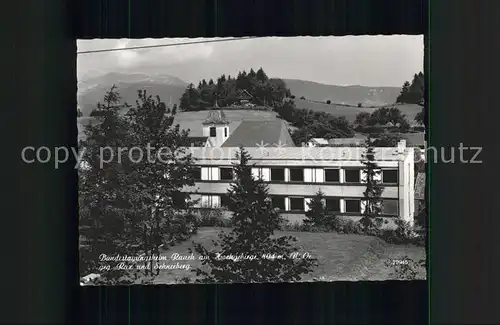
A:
[180,106,415,226]
[184,144,415,226]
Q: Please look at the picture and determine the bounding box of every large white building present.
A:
[180,102,415,226]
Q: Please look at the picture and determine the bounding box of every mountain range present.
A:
[282,79,401,107]
[78,72,188,116]
[77,72,403,116]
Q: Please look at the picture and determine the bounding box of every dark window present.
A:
[271,168,285,181]
[224,127,228,137]
[209,127,216,137]
[271,196,286,210]
[383,170,398,183]
[220,167,233,181]
[326,198,340,212]
[221,194,231,207]
[325,169,340,182]
[289,168,304,182]
[345,169,360,183]
[289,197,304,211]
[345,199,361,213]
[191,167,201,180]
[382,199,398,215]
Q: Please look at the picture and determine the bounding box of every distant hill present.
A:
[292,98,421,124]
[283,79,401,107]
[78,72,188,116]
[77,72,418,137]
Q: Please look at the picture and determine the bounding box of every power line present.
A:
[77,37,260,55]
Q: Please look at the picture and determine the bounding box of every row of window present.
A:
[199,194,399,215]
[193,167,399,184]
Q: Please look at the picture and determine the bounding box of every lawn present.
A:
[153,227,426,284]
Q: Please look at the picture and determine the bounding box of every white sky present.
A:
[78,36,423,87]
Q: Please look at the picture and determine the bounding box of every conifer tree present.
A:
[79,85,136,283]
[248,68,257,78]
[256,67,268,81]
[360,138,385,231]
[125,90,197,277]
[191,148,317,283]
[80,86,198,284]
[179,83,200,111]
[303,190,338,231]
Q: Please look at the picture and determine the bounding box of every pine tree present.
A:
[79,85,136,283]
[396,72,424,104]
[179,83,200,111]
[125,90,197,277]
[256,67,268,82]
[191,148,318,283]
[79,86,197,284]
[360,138,385,231]
[303,190,337,231]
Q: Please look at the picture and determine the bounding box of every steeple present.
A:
[202,108,229,125]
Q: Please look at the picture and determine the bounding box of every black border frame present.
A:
[7,0,500,323]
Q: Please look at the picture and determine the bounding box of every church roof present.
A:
[221,120,295,147]
[202,109,229,125]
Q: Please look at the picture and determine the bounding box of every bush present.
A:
[195,207,231,227]
[281,221,306,232]
[164,212,198,247]
[378,219,425,246]
[384,256,426,280]
[336,219,365,235]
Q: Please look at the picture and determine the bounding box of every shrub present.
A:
[282,217,344,233]
[164,212,198,247]
[384,256,426,280]
[337,219,365,235]
[378,219,425,246]
[195,207,231,227]
[281,221,307,232]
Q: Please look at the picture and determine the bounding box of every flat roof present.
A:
[188,146,411,162]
